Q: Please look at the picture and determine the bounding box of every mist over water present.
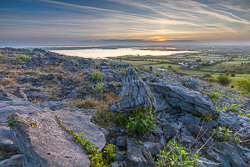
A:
[50,48,197,59]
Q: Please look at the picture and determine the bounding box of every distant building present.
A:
[157,68,167,72]
[210,60,216,63]
[189,61,199,65]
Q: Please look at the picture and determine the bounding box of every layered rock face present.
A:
[146,82,220,117]
[118,67,156,111]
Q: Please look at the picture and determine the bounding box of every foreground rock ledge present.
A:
[8,106,106,167]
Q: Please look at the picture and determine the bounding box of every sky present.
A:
[0,0,250,46]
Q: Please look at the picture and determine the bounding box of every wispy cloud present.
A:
[1,0,250,45]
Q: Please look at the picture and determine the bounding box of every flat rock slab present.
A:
[0,101,106,167]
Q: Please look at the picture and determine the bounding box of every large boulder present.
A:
[118,67,156,112]
[146,82,219,117]
[0,101,106,166]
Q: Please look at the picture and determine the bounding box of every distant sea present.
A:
[49,48,197,59]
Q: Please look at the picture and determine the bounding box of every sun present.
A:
[145,36,168,41]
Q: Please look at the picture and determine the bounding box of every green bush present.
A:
[92,83,104,93]
[206,92,220,100]
[126,107,157,136]
[237,79,250,93]
[13,55,31,64]
[154,141,199,167]
[217,74,231,86]
[225,72,230,76]
[210,127,241,144]
[92,71,103,82]
[207,77,215,82]
[231,73,235,77]
[115,113,128,128]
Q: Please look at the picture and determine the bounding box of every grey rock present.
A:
[218,112,241,131]
[25,76,39,83]
[176,129,196,148]
[146,82,219,117]
[116,136,127,147]
[179,113,200,125]
[100,128,109,136]
[207,142,248,167]
[118,67,156,112]
[125,138,154,167]
[0,90,23,101]
[163,124,176,141]
[143,141,163,156]
[30,86,45,92]
[195,157,220,167]
[101,62,110,66]
[67,89,77,98]
[0,154,23,167]
[0,126,21,162]
[13,88,28,101]
[17,76,25,81]
[9,105,106,167]
[46,74,54,80]
[25,91,53,101]
[109,138,116,145]
[111,161,124,167]
[114,151,125,161]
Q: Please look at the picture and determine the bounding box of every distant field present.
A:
[212,73,250,89]
[178,70,211,75]
[150,64,181,70]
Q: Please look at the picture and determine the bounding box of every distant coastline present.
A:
[49,47,197,59]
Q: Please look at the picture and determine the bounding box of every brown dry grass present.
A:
[67,92,118,129]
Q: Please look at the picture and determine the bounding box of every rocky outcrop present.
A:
[0,101,105,166]
[118,67,156,112]
[146,82,219,117]
[206,142,248,167]
[0,90,23,101]
[125,138,154,167]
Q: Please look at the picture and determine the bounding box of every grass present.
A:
[150,64,181,69]
[178,69,211,76]
[212,73,250,90]
[67,92,118,129]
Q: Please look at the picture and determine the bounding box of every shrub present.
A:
[92,83,104,93]
[115,113,128,128]
[225,72,230,76]
[237,79,250,93]
[207,92,220,100]
[135,66,139,72]
[207,78,215,82]
[126,107,157,136]
[154,141,199,167]
[210,127,241,144]
[154,73,160,77]
[92,71,103,82]
[167,65,172,70]
[217,74,231,86]
[13,55,31,64]
[231,73,235,77]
